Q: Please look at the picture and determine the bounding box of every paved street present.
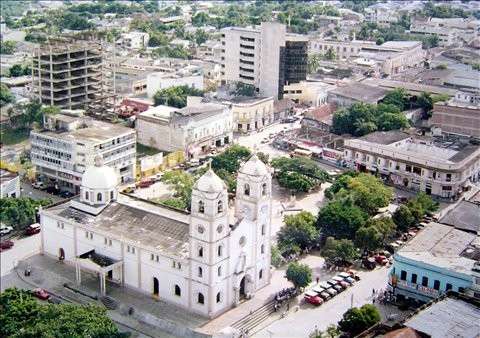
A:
[0,233,41,278]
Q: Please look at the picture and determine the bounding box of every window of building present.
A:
[217,200,223,214]
[422,276,428,287]
[218,245,223,257]
[259,269,263,279]
[261,224,266,235]
[411,274,417,284]
[198,267,203,277]
[446,283,452,291]
[400,270,407,281]
[261,183,267,196]
[198,200,204,213]
[218,266,222,276]
[458,286,465,293]
[244,183,250,196]
[216,292,221,303]
[85,191,89,200]
[175,285,181,296]
[110,191,114,200]
[198,246,203,258]
[433,280,440,290]
[406,165,412,172]
[97,193,102,202]
[261,244,265,254]
[198,293,204,304]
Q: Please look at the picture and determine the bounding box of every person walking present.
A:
[372,288,375,295]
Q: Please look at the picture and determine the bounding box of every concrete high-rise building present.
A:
[31,39,114,115]
[220,23,307,99]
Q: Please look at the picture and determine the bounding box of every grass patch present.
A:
[136,143,164,157]
[0,127,30,145]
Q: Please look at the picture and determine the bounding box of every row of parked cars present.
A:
[304,271,360,306]
[32,182,74,198]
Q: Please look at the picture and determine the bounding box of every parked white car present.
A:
[0,225,14,236]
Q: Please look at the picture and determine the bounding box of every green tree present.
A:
[321,237,357,263]
[392,204,414,232]
[277,211,319,250]
[191,12,211,27]
[271,156,328,193]
[0,288,127,337]
[366,216,396,244]
[285,262,312,289]
[415,193,439,214]
[382,88,408,111]
[271,245,283,268]
[8,64,23,77]
[0,83,15,107]
[212,144,251,174]
[377,112,409,131]
[152,85,203,108]
[194,29,210,46]
[338,304,380,336]
[161,170,194,210]
[0,41,17,54]
[234,82,256,96]
[354,226,382,251]
[316,200,367,240]
[416,91,433,118]
[325,47,336,61]
[307,53,322,75]
[158,197,186,210]
[0,197,52,227]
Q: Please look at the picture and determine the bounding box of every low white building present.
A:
[117,31,150,49]
[0,168,20,198]
[30,112,136,193]
[40,152,273,319]
[343,131,480,200]
[409,24,459,47]
[147,72,204,98]
[227,96,274,133]
[136,102,233,157]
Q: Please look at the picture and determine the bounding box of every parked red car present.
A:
[0,240,14,251]
[135,178,155,189]
[304,290,324,306]
[33,288,50,300]
[25,223,41,235]
[374,255,389,266]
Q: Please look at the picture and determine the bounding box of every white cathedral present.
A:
[40,151,273,317]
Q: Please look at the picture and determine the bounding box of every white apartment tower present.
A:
[221,22,307,99]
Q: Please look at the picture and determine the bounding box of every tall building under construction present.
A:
[31,39,115,116]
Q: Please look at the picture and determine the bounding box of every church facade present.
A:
[40,153,272,317]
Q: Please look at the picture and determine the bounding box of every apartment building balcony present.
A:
[38,53,101,65]
[239,52,255,60]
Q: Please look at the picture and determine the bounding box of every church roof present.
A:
[82,154,117,190]
[47,198,190,258]
[194,169,226,193]
[239,153,269,176]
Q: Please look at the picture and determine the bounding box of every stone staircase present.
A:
[99,295,118,310]
[231,299,276,334]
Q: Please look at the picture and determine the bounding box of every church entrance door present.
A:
[153,277,159,296]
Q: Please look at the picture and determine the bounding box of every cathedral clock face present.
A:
[261,205,268,215]
[243,205,250,214]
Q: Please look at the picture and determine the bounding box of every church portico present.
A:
[75,250,123,295]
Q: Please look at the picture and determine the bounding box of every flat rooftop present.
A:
[397,222,476,275]
[357,131,410,145]
[46,195,190,258]
[403,293,480,338]
[329,82,388,103]
[440,200,480,233]
[40,121,135,143]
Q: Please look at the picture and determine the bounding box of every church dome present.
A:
[195,169,226,193]
[240,153,269,176]
[81,154,118,190]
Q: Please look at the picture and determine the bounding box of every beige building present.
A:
[228,96,274,133]
[283,81,335,107]
[136,102,233,157]
[431,92,480,139]
[343,131,480,200]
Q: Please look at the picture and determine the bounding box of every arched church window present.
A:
[217,200,223,214]
[261,224,266,235]
[198,200,205,213]
[198,246,203,257]
[244,183,250,196]
[198,267,203,277]
[261,244,265,254]
[261,183,267,195]
[110,191,114,200]
[175,285,181,296]
[216,292,221,303]
[97,193,102,201]
[85,191,89,200]
[259,269,263,279]
[198,293,204,304]
[218,266,222,276]
[218,245,223,257]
